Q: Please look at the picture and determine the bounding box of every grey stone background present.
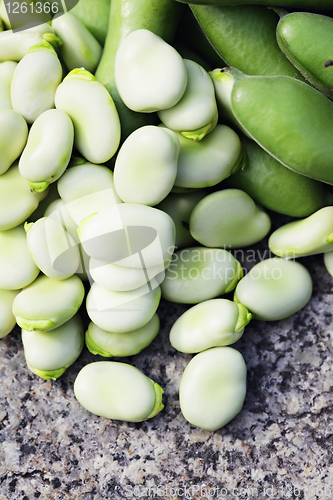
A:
[1,218,333,500]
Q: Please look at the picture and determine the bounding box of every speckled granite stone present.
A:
[1,215,333,500]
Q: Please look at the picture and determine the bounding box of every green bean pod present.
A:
[86,314,160,357]
[13,274,85,332]
[86,282,161,334]
[0,61,17,109]
[190,189,271,248]
[269,207,333,258]
[0,109,28,175]
[158,59,218,141]
[11,41,62,124]
[0,163,47,231]
[234,258,312,321]
[95,0,182,143]
[74,361,164,421]
[0,225,39,290]
[170,299,251,353]
[276,11,333,99]
[161,247,243,304]
[180,347,247,431]
[55,69,121,163]
[70,0,111,45]
[225,134,326,218]
[190,5,302,78]
[114,125,180,206]
[0,289,19,339]
[57,162,122,226]
[156,191,206,249]
[22,314,84,380]
[225,68,333,185]
[19,109,74,192]
[176,0,333,8]
[115,29,187,113]
[52,13,102,73]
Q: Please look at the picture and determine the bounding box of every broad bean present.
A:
[0,108,28,175]
[0,61,17,109]
[0,289,19,339]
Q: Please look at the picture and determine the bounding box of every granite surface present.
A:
[1,219,333,500]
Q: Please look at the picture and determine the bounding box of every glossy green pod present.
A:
[114,126,179,206]
[190,5,302,78]
[0,225,39,290]
[158,59,218,141]
[86,314,160,357]
[25,217,80,281]
[57,162,122,226]
[70,0,111,45]
[52,13,102,73]
[170,299,251,353]
[95,0,182,143]
[276,11,333,99]
[22,314,84,380]
[156,191,206,249]
[0,61,17,109]
[55,69,121,164]
[86,282,161,334]
[0,289,19,339]
[176,0,333,8]
[234,258,312,321]
[179,347,247,431]
[190,189,271,248]
[226,68,333,186]
[19,109,74,192]
[0,109,28,175]
[161,247,243,304]
[13,274,85,332]
[115,29,187,113]
[0,164,47,231]
[225,134,326,217]
[269,207,333,258]
[74,361,164,421]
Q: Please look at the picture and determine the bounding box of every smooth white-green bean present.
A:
[115,29,187,113]
[161,247,243,304]
[52,13,102,73]
[114,126,179,206]
[0,163,47,231]
[0,23,59,62]
[55,69,121,164]
[170,299,251,353]
[324,251,333,277]
[13,274,85,332]
[0,108,28,175]
[0,289,19,339]
[234,258,313,321]
[19,109,74,192]
[190,189,271,248]
[11,41,62,123]
[0,61,17,109]
[179,347,247,431]
[158,59,218,141]
[269,207,333,258]
[25,217,80,281]
[86,282,161,333]
[0,225,39,290]
[74,361,164,421]
[22,314,84,380]
[86,313,160,357]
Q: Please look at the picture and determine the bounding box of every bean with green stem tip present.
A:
[0,289,19,339]
[85,313,160,357]
[22,314,84,380]
[179,347,247,431]
[158,59,218,141]
[0,108,28,175]
[13,274,85,332]
[74,361,164,421]
[170,299,251,353]
[234,258,312,321]
[55,68,121,164]
[0,24,60,62]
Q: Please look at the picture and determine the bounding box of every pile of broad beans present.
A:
[0,0,333,431]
